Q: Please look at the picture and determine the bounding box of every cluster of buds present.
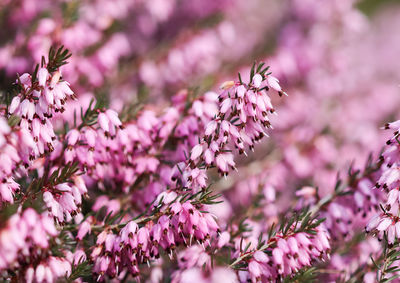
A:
[175,245,212,271]
[0,117,21,202]
[0,49,75,204]
[173,90,219,149]
[353,178,381,217]
[58,89,217,200]
[366,120,400,244]
[64,112,122,149]
[0,52,290,281]
[366,213,400,244]
[171,246,238,282]
[42,175,88,224]
[243,227,330,282]
[59,110,163,191]
[8,68,75,155]
[89,195,219,279]
[172,267,238,283]
[97,110,123,138]
[322,202,355,241]
[24,256,72,283]
[303,163,383,242]
[188,68,285,181]
[63,125,119,168]
[0,208,71,282]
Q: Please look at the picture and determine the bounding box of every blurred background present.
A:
[0,0,398,108]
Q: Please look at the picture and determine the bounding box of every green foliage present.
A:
[0,203,19,228]
[1,79,23,107]
[7,114,21,127]
[284,267,319,283]
[12,162,81,212]
[248,61,271,82]
[77,98,105,129]
[52,230,76,257]
[229,206,326,274]
[61,1,80,27]
[45,45,72,73]
[372,236,400,283]
[279,206,325,236]
[103,208,128,227]
[48,162,80,186]
[66,261,93,282]
[358,0,399,16]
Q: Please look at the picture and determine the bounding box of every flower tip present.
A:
[220,81,235,90]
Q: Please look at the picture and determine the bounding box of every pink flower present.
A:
[216,153,235,174]
[77,218,92,240]
[37,68,48,87]
[98,112,110,133]
[191,144,204,161]
[217,231,230,248]
[106,109,122,128]
[8,96,20,114]
[252,73,263,88]
[266,75,281,92]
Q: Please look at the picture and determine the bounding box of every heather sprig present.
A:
[228,209,330,282]
[370,237,400,282]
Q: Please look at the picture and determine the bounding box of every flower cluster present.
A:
[0,48,77,204]
[232,224,330,282]
[89,195,219,279]
[43,174,88,224]
[0,117,21,203]
[0,0,234,101]
[171,246,238,283]
[9,67,75,153]
[188,71,284,178]
[0,208,71,282]
[53,89,218,205]
[366,121,400,244]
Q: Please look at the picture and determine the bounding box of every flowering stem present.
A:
[229,242,271,268]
